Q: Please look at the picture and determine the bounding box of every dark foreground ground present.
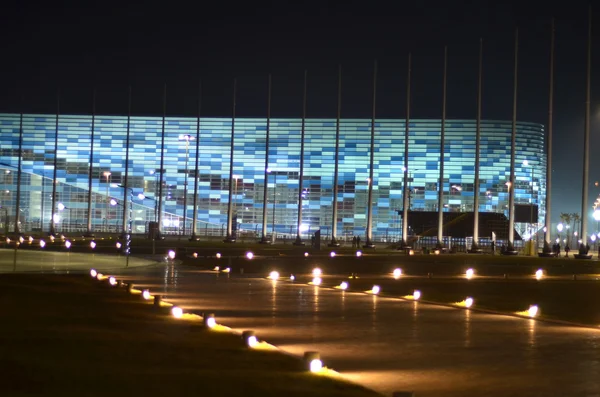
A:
[0,274,382,397]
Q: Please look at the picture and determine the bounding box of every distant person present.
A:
[565,244,570,258]
[491,241,496,255]
[356,235,361,247]
[352,236,357,248]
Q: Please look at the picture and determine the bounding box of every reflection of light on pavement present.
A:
[464,309,471,348]
[313,286,320,316]
[271,278,277,321]
[526,319,537,369]
[411,301,419,338]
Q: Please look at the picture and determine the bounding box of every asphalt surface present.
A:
[115,264,600,397]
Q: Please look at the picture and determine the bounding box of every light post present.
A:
[593,209,600,236]
[523,160,535,251]
[0,206,8,235]
[103,171,111,232]
[234,175,240,235]
[557,223,563,245]
[270,170,277,244]
[110,198,123,232]
[57,202,71,233]
[179,134,193,236]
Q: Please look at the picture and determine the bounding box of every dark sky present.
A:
[0,0,598,225]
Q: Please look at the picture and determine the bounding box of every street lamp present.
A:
[593,209,600,234]
[0,206,8,235]
[523,160,535,247]
[557,223,563,243]
[267,169,277,243]
[57,202,72,233]
[103,171,111,232]
[179,134,194,236]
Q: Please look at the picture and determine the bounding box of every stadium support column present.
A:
[15,112,23,234]
[436,47,447,250]
[329,65,342,247]
[224,78,237,243]
[294,71,308,246]
[121,86,132,237]
[49,88,60,236]
[157,84,166,239]
[365,60,377,249]
[190,81,201,241]
[507,29,518,254]
[542,19,555,256]
[579,7,592,255]
[471,39,483,253]
[401,54,412,250]
[260,75,272,243]
[85,89,96,237]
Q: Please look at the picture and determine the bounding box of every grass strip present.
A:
[0,274,382,397]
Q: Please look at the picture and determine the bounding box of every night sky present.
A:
[0,0,598,225]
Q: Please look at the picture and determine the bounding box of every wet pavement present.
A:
[117,264,600,397]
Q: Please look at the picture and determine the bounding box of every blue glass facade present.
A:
[0,113,545,240]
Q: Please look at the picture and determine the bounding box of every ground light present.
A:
[290,274,295,281]
[213,266,220,271]
[204,313,216,328]
[116,242,122,249]
[268,271,280,280]
[535,269,544,280]
[370,285,380,295]
[413,290,421,300]
[246,252,254,260]
[28,236,33,244]
[304,252,309,257]
[311,277,322,286]
[528,305,539,317]
[465,297,474,308]
[90,269,97,278]
[167,250,176,260]
[142,290,151,300]
[90,241,96,249]
[49,235,55,242]
[193,252,198,258]
[312,268,322,277]
[109,276,117,286]
[466,268,475,280]
[39,240,46,248]
[171,307,183,319]
[222,267,231,273]
[18,236,24,244]
[393,268,402,279]
[303,351,323,373]
[330,251,336,258]
[216,252,222,259]
[338,281,348,290]
[356,250,362,257]
[65,240,72,249]
[242,330,258,348]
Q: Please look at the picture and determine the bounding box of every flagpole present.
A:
[329,65,342,247]
[437,47,447,250]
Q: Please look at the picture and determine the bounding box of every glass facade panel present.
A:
[0,113,545,241]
